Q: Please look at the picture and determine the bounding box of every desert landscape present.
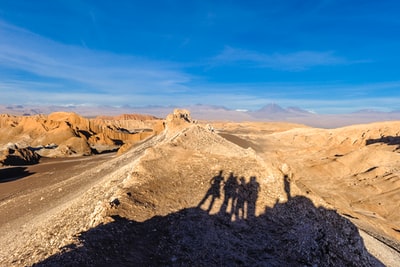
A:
[2,1,400,266]
[0,109,399,266]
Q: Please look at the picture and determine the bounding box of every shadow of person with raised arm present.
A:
[283,174,291,201]
[219,172,238,218]
[247,176,260,219]
[234,176,247,220]
[197,170,224,212]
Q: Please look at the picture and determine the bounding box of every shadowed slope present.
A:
[35,192,382,266]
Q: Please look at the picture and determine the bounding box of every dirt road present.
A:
[0,153,116,233]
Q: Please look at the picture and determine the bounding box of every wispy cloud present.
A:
[0,21,192,99]
[0,81,189,107]
[211,46,364,71]
[185,81,400,113]
[2,78,400,113]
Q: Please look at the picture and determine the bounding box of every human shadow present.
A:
[0,166,34,183]
[247,176,259,219]
[283,174,291,200]
[219,172,238,216]
[197,170,224,212]
[34,172,384,267]
[218,173,260,221]
[234,176,247,220]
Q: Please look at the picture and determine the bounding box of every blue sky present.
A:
[1,0,400,113]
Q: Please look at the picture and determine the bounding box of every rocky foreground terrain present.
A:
[0,109,399,266]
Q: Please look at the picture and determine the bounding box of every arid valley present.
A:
[0,109,400,266]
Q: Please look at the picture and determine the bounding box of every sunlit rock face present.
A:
[0,112,164,160]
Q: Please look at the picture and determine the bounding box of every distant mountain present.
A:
[257,103,289,114]
[250,104,313,119]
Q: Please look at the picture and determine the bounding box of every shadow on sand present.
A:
[366,136,400,149]
[0,166,34,183]
[35,171,383,267]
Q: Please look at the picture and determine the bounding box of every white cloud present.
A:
[2,79,400,113]
[0,20,192,95]
[212,46,363,71]
[185,81,400,113]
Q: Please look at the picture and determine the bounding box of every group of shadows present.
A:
[34,171,382,267]
[197,170,261,220]
[197,171,292,222]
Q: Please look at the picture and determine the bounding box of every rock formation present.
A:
[0,112,164,163]
[164,108,194,134]
[0,144,41,166]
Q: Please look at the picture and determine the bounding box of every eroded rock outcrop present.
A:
[0,144,41,166]
[0,112,163,160]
